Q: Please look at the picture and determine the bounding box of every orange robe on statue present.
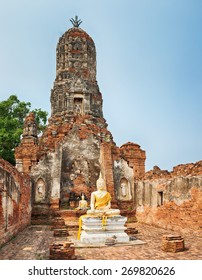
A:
[94,192,111,209]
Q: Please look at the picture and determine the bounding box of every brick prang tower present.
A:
[15,17,146,220]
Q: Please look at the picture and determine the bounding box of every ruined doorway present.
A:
[157,191,164,206]
[74,98,83,115]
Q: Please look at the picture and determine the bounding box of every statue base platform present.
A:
[79,215,129,244]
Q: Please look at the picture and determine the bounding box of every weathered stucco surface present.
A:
[60,132,101,204]
[114,159,134,201]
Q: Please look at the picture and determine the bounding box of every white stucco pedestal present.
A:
[79,215,129,244]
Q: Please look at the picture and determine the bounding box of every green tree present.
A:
[0,95,48,165]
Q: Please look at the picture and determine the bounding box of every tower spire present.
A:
[70,15,82,27]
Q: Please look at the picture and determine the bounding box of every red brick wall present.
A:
[120,142,146,177]
[136,187,202,233]
[0,158,31,247]
[136,161,202,233]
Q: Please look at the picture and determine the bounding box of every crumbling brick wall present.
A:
[0,158,31,247]
[135,161,202,233]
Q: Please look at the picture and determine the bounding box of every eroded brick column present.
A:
[100,143,115,200]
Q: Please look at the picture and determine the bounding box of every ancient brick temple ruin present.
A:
[0,18,201,247]
[15,19,146,219]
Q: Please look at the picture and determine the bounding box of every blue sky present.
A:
[0,0,201,171]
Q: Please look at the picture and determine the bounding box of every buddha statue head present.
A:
[96,173,106,191]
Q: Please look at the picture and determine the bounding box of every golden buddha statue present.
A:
[87,173,120,215]
[78,193,88,210]
[77,173,121,240]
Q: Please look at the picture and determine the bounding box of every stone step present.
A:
[53,228,69,237]
[82,227,127,232]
